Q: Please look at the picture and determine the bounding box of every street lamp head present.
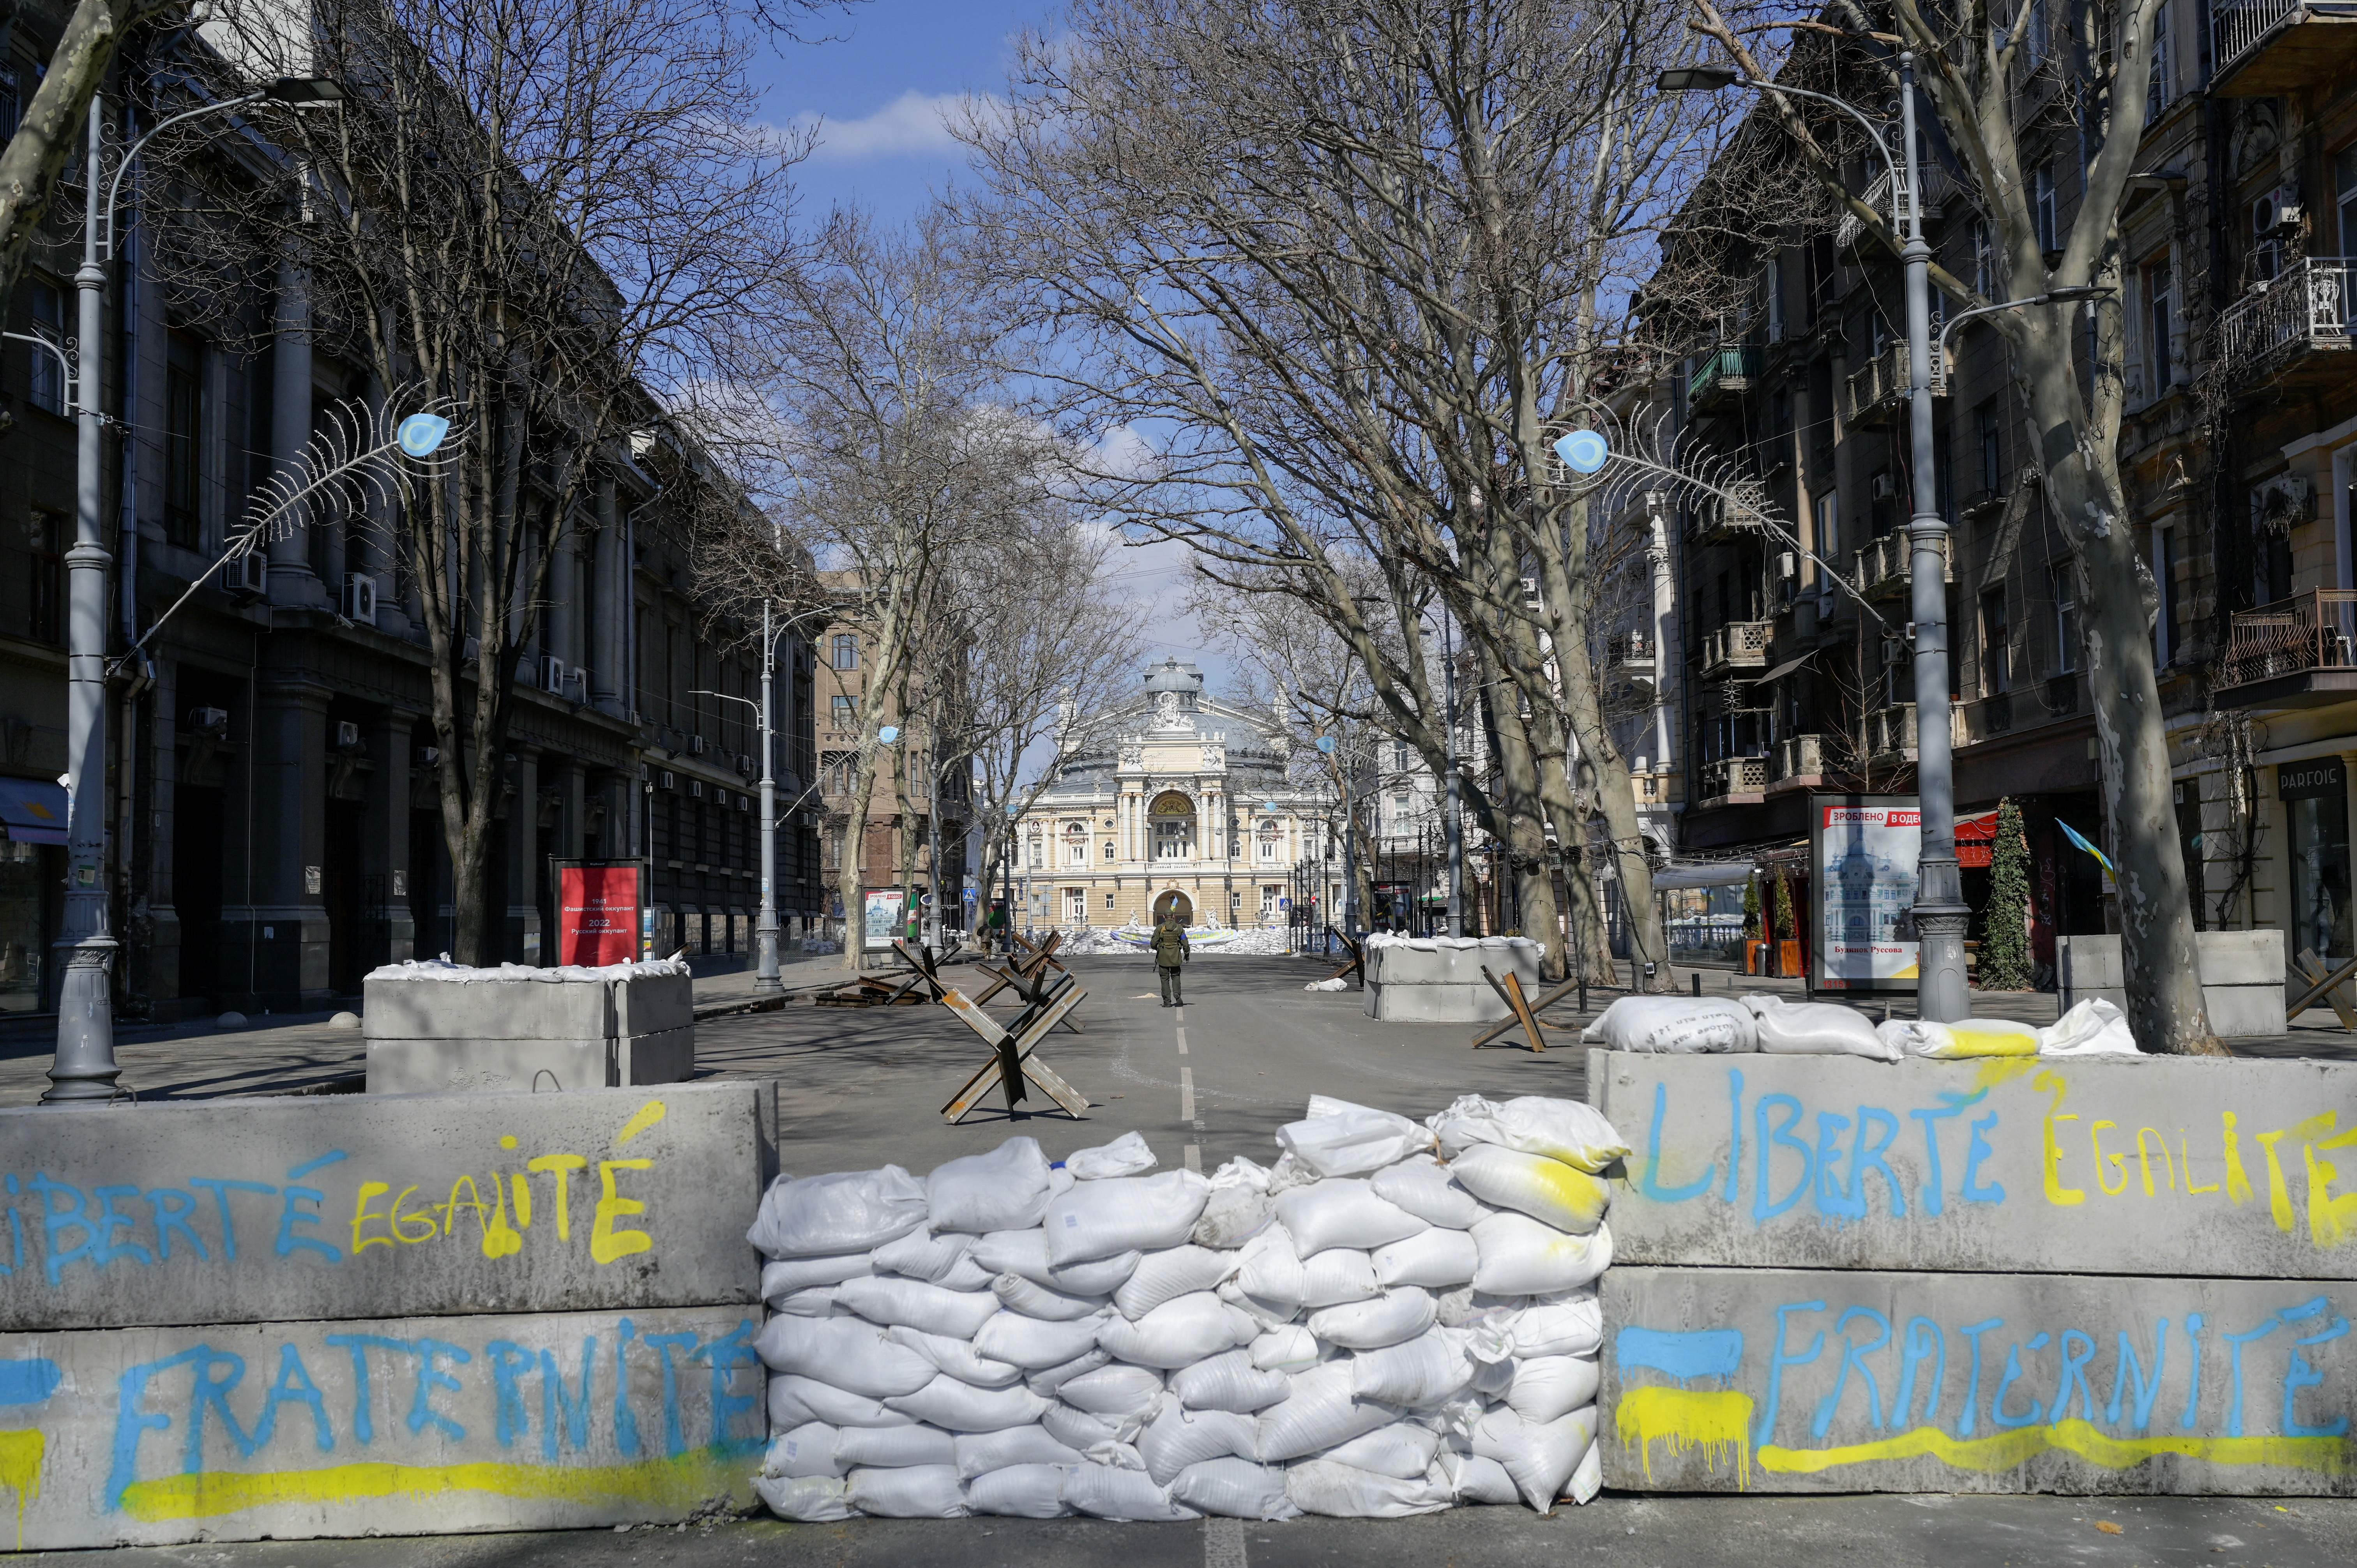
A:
[2042,285,2115,304]
[1657,65,1741,93]
[264,77,347,105]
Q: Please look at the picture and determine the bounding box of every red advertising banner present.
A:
[557,861,642,966]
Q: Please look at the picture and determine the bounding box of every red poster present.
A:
[558,862,641,966]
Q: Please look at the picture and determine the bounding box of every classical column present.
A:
[240,673,332,1007]
[146,662,183,1012]
[266,259,326,607]
[590,478,624,715]
[363,713,415,966]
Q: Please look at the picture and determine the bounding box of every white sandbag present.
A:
[1446,1144,1609,1235]
[1371,1156,1491,1229]
[1099,1292,1256,1368]
[1062,1462,1200,1521]
[832,1423,956,1469]
[1303,976,1350,992]
[1564,1437,1602,1504]
[1275,1100,1438,1177]
[1253,1362,1398,1461]
[754,1315,937,1399]
[1300,1248,1381,1307]
[964,1462,1071,1518]
[938,1253,996,1292]
[1439,1451,1522,1505]
[992,1272,1111,1322]
[767,1374,917,1430]
[1049,1251,1143,1295]
[1502,1355,1600,1423]
[1283,1459,1452,1518]
[1319,1421,1441,1480]
[1424,1094,1635,1173]
[1138,1401,1258,1484]
[1168,1457,1301,1520]
[1041,1402,1121,1452]
[1170,1348,1290,1413]
[762,1421,845,1479]
[1372,1227,1480,1288]
[887,1374,1051,1432]
[1218,1282,1296,1332]
[1578,995,1755,1054]
[1025,1348,1113,1395]
[845,1464,968,1519]
[762,1252,873,1300]
[833,1276,1001,1339]
[749,1166,928,1258]
[1045,1170,1210,1266]
[928,1136,1055,1233]
[1064,1130,1157,1180]
[1306,1286,1436,1351]
[754,1474,855,1522]
[2043,996,2141,1056]
[769,1286,843,1319]
[884,1324,1023,1388]
[1741,995,1901,1061]
[975,1308,1115,1370]
[954,1424,1084,1480]
[1050,1165,1076,1196]
[1265,1152,1320,1195]
[869,1228,975,1284]
[1348,1326,1482,1408]
[1471,1405,1595,1514]
[1877,1015,2042,1059]
[1057,1364,1165,1420]
[973,1229,1140,1293]
[1193,1157,1276,1250]
[1275,1179,1428,1254]
[1249,1324,1323,1373]
[1510,1291,1604,1358]
[1233,1227,1307,1308]
[1116,1245,1240,1319]
[1470,1212,1612,1296]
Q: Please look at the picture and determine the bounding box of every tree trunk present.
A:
[1481,654,1566,980]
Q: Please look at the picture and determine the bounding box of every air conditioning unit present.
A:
[541,655,569,694]
[221,550,267,599]
[659,770,676,791]
[416,746,441,767]
[341,572,378,625]
[738,793,752,812]
[1776,552,1798,580]
[689,735,707,755]
[2253,187,2303,235]
[688,779,705,799]
[335,720,362,750]
[187,706,230,736]
[1870,472,1896,501]
[571,666,588,701]
[1519,575,1541,611]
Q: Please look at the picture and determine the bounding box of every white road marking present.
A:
[1203,1516,1247,1568]
[1180,1065,1195,1121]
[1184,1144,1202,1173]
[1175,1026,1189,1054]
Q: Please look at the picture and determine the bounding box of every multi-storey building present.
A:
[0,15,818,1022]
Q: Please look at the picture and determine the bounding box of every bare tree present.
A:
[1691,0,2217,1052]
[159,0,798,964]
[966,0,1723,987]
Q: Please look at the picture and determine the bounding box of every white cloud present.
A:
[791,90,1003,163]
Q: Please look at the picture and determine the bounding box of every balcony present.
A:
[1868,703,1919,762]
[1770,733,1829,791]
[1607,630,1657,685]
[1630,768,1678,808]
[1687,344,1761,415]
[2218,589,2357,708]
[1701,755,1769,805]
[2215,258,2356,387]
[2210,0,2357,95]
[1854,530,1951,602]
[1686,477,1774,546]
[1843,341,1947,425]
[1834,165,1952,256]
[1699,620,1773,677]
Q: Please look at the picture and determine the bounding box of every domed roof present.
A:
[1141,658,1205,695]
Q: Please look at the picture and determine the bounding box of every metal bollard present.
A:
[1691,972,1702,998]
[1578,981,1588,1014]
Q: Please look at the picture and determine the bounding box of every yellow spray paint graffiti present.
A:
[1614,1388,1754,1487]
[0,1429,43,1550]
[1758,1421,2350,1477]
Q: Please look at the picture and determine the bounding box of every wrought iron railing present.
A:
[2225,588,2357,687]
[2209,0,2357,81]
[1687,344,1762,406]
[2217,257,2357,367]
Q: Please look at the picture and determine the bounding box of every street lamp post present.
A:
[46,78,344,1104]
[1659,55,1971,1021]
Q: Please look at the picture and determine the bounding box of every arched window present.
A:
[1148,791,1195,861]
[1257,818,1281,861]
[1064,822,1088,866]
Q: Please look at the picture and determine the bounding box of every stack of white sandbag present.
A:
[1583,991,2130,1059]
[747,1093,1628,1524]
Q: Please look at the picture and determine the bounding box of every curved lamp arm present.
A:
[102,92,267,260]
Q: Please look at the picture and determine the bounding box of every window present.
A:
[1153,819,1191,860]
[164,331,204,549]
[2143,258,2175,394]
[1106,892,1116,910]
[1066,888,1088,925]
[1392,741,1411,771]
[2146,1,2172,124]
[28,511,64,645]
[1979,588,2011,696]
[1976,399,2004,494]
[829,694,857,729]
[2253,195,2283,284]
[1065,823,1086,866]
[2023,0,2049,67]
[1103,840,1114,860]
[1764,255,1784,343]
[831,633,859,670]
[27,279,65,415]
[2034,163,2057,254]
[2051,563,2080,672]
[1028,835,1042,869]
[1813,491,1839,569]
[1972,218,1996,300]
[1262,885,1281,918]
[2338,143,2357,257]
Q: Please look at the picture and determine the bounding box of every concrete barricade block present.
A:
[1590,1047,2357,1278]
[1362,936,1541,1023]
[0,1082,763,1330]
[0,1303,764,1548]
[613,971,694,1036]
[364,974,615,1042]
[366,1035,612,1095]
[1603,1266,2357,1494]
[617,1025,697,1085]
[2056,930,2286,1037]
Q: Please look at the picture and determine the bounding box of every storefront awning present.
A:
[0,779,66,845]
[1652,862,1756,891]
[1757,654,1815,684]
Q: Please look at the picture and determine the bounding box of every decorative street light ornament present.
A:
[1316,735,1336,754]
[398,413,451,457]
[878,725,901,744]
[1553,429,1609,475]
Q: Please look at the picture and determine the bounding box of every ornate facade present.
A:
[1011,660,1334,929]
